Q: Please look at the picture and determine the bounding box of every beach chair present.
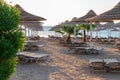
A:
[18,54,35,63]
[95,48,104,54]
[33,54,50,63]
[24,44,33,51]
[87,47,104,54]
[24,44,44,51]
[115,40,120,48]
[85,48,95,54]
[89,62,106,72]
[89,59,106,72]
[18,52,50,64]
[109,39,115,44]
[107,62,120,72]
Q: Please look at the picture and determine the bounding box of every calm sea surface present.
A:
[39,26,120,38]
[39,26,55,37]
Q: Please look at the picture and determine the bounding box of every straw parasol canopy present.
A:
[87,2,120,22]
[115,22,120,27]
[49,24,63,31]
[71,17,77,21]
[15,4,46,21]
[62,20,76,26]
[73,10,97,22]
[50,18,77,31]
[99,21,114,28]
[20,21,43,31]
[69,17,83,25]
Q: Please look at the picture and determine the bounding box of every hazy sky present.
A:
[6,0,120,26]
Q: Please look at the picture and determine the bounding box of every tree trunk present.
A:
[83,29,86,42]
[66,34,71,44]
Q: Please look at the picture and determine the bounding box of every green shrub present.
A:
[0,0,25,80]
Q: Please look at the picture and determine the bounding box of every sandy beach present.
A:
[10,37,120,80]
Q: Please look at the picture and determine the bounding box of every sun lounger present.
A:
[107,62,120,72]
[89,59,103,63]
[37,44,44,48]
[86,47,104,54]
[89,59,106,72]
[94,48,104,54]
[103,59,120,72]
[24,44,44,51]
[89,58,120,72]
[18,53,35,63]
[103,59,118,64]
[18,52,50,63]
[115,40,120,48]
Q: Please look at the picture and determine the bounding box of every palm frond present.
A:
[55,29,64,35]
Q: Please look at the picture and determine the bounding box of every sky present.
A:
[6,0,120,26]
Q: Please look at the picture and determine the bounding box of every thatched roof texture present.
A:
[99,21,114,28]
[49,24,62,31]
[20,21,43,31]
[73,10,97,22]
[15,4,46,21]
[87,2,120,22]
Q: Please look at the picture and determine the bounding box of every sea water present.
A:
[38,26,120,38]
[39,26,55,37]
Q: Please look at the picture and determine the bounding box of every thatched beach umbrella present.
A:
[20,21,43,30]
[99,22,114,38]
[73,10,97,22]
[20,21,43,36]
[86,2,120,39]
[15,4,46,21]
[111,28,119,38]
[71,17,77,21]
[49,24,63,31]
[50,20,73,31]
[99,22,114,27]
[87,2,120,22]
[73,10,97,42]
[68,17,84,26]
[94,26,107,38]
[93,23,101,37]
[15,4,46,36]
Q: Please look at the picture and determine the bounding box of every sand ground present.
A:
[10,38,120,80]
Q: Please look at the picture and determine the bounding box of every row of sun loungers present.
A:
[94,38,120,51]
[24,40,44,51]
[27,36,41,41]
[57,38,104,54]
[24,44,44,51]
[68,45,104,54]
[89,59,120,72]
[92,38,120,45]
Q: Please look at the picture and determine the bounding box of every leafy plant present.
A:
[62,25,81,43]
[55,29,64,37]
[0,0,26,80]
[78,23,96,42]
